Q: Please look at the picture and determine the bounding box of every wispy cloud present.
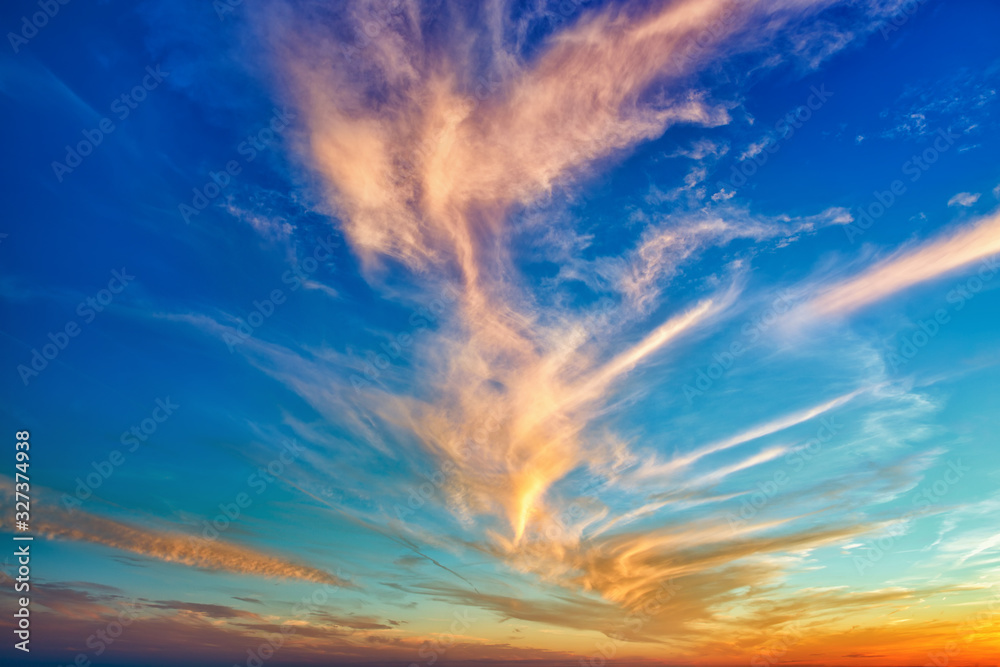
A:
[99,0,999,659]
[948,191,981,207]
[195,0,963,645]
[632,389,864,480]
[0,480,347,586]
[801,210,1000,318]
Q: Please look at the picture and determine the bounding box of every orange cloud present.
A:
[0,481,347,586]
[804,210,1000,317]
[189,0,1000,659]
[259,0,859,556]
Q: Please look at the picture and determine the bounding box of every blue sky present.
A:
[2,0,1000,665]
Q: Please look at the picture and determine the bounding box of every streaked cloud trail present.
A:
[634,389,864,478]
[0,481,347,586]
[804,210,1000,317]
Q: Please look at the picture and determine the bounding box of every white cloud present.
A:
[740,138,770,161]
[948,192,981,208]
[666,139,730,160]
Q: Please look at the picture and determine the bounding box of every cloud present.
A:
[267,0,772,277]
[740,138,771,161]
[0,574,587,665]
[801,210,1000,318]
[880,66,999,142]
[631,389,864,480]
[131,0,993,658]
[608,206,851,314]
[144,600,262,619]
[0,480,348,587]
[666,138,730,160]
[223,198,295,240]
[309,612,395,630]
[259,0,894,279]
[175,0,943,639]
[948,192,981,207]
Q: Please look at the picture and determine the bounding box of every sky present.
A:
[1,0,1000,665]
